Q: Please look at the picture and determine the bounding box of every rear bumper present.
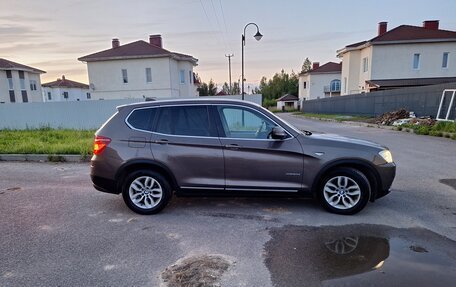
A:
[91,175,119,194]
[375,162,396,199]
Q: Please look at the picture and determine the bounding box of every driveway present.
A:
[0,115,455,286]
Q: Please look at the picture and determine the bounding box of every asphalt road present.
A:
[1,114,455,287]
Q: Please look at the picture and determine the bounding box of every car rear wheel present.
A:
[122,170,172,215]
[319,167,370,215]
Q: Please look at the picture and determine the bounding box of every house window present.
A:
[330,80,341,92]
[442,52,449,68]
[362,57,369,72]
[30,80,37,91]
[21,90,28,102]
[122,69,128,83]
[47,92,52,100]
[86,92,91,99]
[179,70,185,84]
[413,53,420,70]
[6,70,13,90]
[145,68,152,83]
[18,71,26,90]
[63,91,69,99]
[303,81,307,89]
[189,71,193,84]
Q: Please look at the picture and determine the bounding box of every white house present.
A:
[42,75,90,102]
[337,20,456,95]
[276,94,299,111]
[298,62,342,101]
[0,58,45,103]
[78,35,199,100]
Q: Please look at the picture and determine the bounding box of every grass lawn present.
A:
[0,128,95,156]
[292,112,373,122]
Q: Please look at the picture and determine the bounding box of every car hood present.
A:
[305,133,386,150]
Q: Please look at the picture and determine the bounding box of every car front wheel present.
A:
[319,167,370,215]
[122,170,172,215]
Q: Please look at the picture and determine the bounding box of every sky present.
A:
[1,0,456,90]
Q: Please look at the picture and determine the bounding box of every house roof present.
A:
[0,58,45,74]
[78,40,198,64]
[277,94,299,101]
[42,76,89,89]
[299,62,342,76]
[366,77,456,89]
[339,24,456,55]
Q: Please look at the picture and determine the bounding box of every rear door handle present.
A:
[224,144,240,149]
[154,139,169,145]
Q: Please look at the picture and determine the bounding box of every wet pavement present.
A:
[264,224,456,287]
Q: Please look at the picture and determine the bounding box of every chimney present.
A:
[62,75,65,80]
[423,20,439,30]
[149,34,162,48]
[378,22,388,36]
[112,38,120,48]
[312,62,320,70]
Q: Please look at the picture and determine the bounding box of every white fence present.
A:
[0,95,262,130]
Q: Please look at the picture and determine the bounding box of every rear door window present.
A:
[127,108,157,131]
[155,105,214,137]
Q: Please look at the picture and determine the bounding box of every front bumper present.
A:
[375,162,396,199]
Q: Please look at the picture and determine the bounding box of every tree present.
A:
[221,82,230,94]
[208,79,217,96]
[258,69,299,107]
[301,57,312,73]
[231,81,240,95]
[197,79,218,96]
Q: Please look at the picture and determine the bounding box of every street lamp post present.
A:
[241,22,263,100]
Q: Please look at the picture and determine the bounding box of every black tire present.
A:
[318,167,370,215]
[122,170,172,215]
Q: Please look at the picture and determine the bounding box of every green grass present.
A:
[0,128,95,156]
[401,121,456,138]
[292,112,372,122]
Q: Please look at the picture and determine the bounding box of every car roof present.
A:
[117,98,261,110]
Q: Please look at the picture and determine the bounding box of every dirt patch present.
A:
[161,254,234,287]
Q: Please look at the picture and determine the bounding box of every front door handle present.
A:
[154,139,169,145]
[224,144,240,149]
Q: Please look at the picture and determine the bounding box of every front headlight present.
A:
[379,150,393,163]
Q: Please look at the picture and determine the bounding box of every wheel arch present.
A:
[115,159,178,193]
[311,159,381,202]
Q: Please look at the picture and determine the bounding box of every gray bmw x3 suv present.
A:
[91,99,395,215]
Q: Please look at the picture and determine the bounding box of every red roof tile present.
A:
[78,40,197,64]
[0,58,45,73]
[300,62,341,75]
[42,76,89,89]
[344,25,456,49]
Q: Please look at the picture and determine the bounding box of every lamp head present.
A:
[254,31,263,41]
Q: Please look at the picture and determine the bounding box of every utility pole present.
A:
[225,54,234,94]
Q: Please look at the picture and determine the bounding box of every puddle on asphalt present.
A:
[264,224,456,287]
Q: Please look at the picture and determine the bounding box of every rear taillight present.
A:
[93,136,111,155]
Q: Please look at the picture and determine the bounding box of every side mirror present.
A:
[271,126,287,140]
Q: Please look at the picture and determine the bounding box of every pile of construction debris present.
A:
[374,109,410,125]
[375,109,436,126]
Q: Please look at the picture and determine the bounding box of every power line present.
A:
[218,0,232,52]
[198,0,224,48]
[209,0,230,52]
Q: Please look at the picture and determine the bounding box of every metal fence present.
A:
[302,82,456,118]
[0,94,262,130]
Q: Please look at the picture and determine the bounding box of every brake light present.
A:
[93,136,111,155]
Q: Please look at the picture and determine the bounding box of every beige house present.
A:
[299,62,342,101]
[0,58,45,103]
[78,35,199,100]
[337,20,456,95]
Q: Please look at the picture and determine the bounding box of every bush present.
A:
[262,98,277,108]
